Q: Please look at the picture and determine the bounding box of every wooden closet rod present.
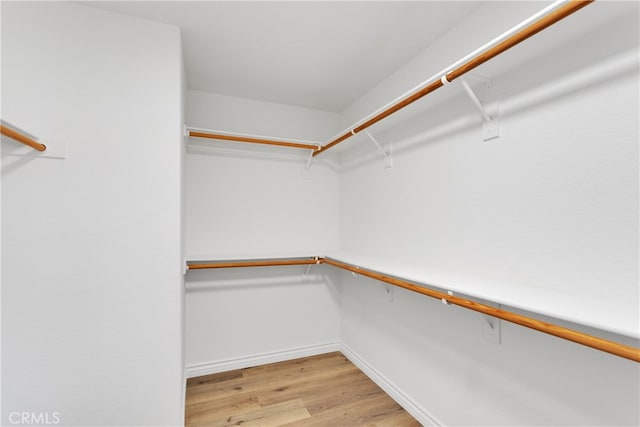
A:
[187,257,320,269]
[322,257,640,363]
[186,254,638,362]
[189,131,320,151]
[0,124,46,152]
[313,0,593,157]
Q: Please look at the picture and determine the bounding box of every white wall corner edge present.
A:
[184,342,341,378]
[339,343,444,427]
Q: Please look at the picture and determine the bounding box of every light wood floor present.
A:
[185,351,421,426]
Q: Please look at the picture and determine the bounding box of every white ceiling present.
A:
[84,1,484,113]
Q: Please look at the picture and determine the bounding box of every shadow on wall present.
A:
[1,142,44,175]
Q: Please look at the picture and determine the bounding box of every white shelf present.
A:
[185,249,638,339]
[187,250,331,263]
[325,250,639,340]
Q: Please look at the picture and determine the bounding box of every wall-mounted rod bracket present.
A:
[459,78,500,141]
[384,284,394,301]
[441,290,454,305]
[460,78,492,122]
[363,130,392,168]
[302,147,318,179]
[304,257,322,276]
[479,311,502,344]
[351,265,361,278]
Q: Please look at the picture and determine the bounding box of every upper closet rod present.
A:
[187,257,320,269]
[313,0,593,157]
[0,123,47,152]
[188,129,321,151]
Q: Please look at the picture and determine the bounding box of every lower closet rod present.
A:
[185,256,638,361]
[322,258,640,363]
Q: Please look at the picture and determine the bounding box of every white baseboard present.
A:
[185,341,340,378]
[339,343,443,427]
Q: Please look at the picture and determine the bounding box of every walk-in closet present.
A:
[2,1,639,426]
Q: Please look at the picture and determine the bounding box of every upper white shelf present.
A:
[186,251,330,263]
[186,1,596,158]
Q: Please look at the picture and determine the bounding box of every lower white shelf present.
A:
[325,251,639,340]
[185,250,640,362]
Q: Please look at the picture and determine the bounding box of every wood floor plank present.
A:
[287,388,408,427]
[186,395,261,425]
[187,369,244,388]
[219,399,310,427]
[185,352,420,427]
[252,358,368,407]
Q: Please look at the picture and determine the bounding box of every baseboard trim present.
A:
[339,343,443,427]
[185,342,340,378]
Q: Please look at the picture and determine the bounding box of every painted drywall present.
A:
[186,90,340,256]
[338,2,639,426]
[188,90,340,142]
[184,91,341,372]
[1,3,184,426]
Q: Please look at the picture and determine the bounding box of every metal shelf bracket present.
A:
[304,257,322,276]
[460,77,500,141]
[478,304,502,344]
[364,130,392,168]
[441,290,454,305]
[303,146,319,179]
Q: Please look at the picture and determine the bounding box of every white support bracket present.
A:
[384,284,394,302]
[302,146,318,179]
[304,256,321,276]
[351,266,361,278]
[479,312,502,344]
[442,289,501,344]
[459,77,500,141]
[363,130,392,169]
[441,290,454,305]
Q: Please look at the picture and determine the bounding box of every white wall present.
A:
[1,3,184,426]
[338,2,639,426]
[184,91,341,373]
